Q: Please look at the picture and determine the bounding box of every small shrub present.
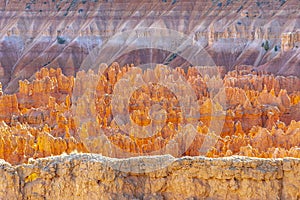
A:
[57,36,66,44]
[237,5,243,12]
[25,3,31,9]
[264,40,270,51]
[280,0,286,6]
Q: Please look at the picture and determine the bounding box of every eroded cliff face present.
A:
[0,1,299,199]
[0,0,299,93]
[281,31,300,52]
[0,65,300,165]
[0,154,299,200]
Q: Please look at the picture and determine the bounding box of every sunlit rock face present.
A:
[0,154,300,200]
[0,0,299,93]
[0,65,300,165]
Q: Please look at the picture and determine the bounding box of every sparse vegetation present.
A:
[264,40,270,51]
[25,3,31,10]
[164,53,178,65]
[226,0,231,6]
[57,36,66,44]
[237,5,243,13]
[280,0,286,6]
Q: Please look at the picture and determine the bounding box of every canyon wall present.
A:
[0,0,299,93]
[0,1,299,199]
[0,154,299,200]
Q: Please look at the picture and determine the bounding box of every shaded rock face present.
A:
[0,66,300,165]
[0,0,299,93]
[0,154,299,200]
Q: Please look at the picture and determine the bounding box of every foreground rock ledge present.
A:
[0,154,299,200]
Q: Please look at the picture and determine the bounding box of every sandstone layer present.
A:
[0,0,299,93]
[0,154,299,200]
[0,65,300,165]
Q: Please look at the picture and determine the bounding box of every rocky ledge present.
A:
[0,153,299,199]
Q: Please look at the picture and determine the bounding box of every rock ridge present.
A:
[0,153,300,199]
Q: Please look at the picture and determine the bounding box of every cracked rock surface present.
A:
[0,154,299,199]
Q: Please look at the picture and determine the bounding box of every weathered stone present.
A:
[0,154,299,199]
